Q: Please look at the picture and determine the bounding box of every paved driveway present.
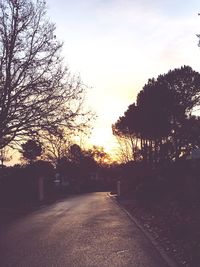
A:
[0,192,173,266]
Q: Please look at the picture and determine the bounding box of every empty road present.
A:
[0,192,173,267]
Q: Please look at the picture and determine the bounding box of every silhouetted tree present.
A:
[86,146,112,166]
[114,134,134,163]
[113,103,141,162]
[21,139,42,163]
[155,66,200,160]
[68,144,97,175]
[69,144,83,163]
[56,144,98,192]
[42,127,71,164]
[0,0,90,149]
[113,66,200,164]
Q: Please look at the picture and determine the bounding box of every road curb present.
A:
[107,193,178,267]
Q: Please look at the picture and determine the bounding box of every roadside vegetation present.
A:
[112,66,200,266]
[0,1,200,266]
[0,1,112,211]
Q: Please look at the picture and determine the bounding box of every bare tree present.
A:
[0,146,11,166]
[42,127,71,164]
[112,123,140,163]
[114,135,134,163]
[0,0,90,149]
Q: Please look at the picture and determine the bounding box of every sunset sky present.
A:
[46,0,200,156]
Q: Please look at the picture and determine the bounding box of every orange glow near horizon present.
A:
[6,0,200,165]
[46,0,200,155]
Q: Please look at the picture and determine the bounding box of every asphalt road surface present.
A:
[0,192,173,267]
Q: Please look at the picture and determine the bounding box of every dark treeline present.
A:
[0,143,115,210]
[112,66,200,266]
[56,144,114,194]
[113,65,200,203]
[113,66,200,164]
